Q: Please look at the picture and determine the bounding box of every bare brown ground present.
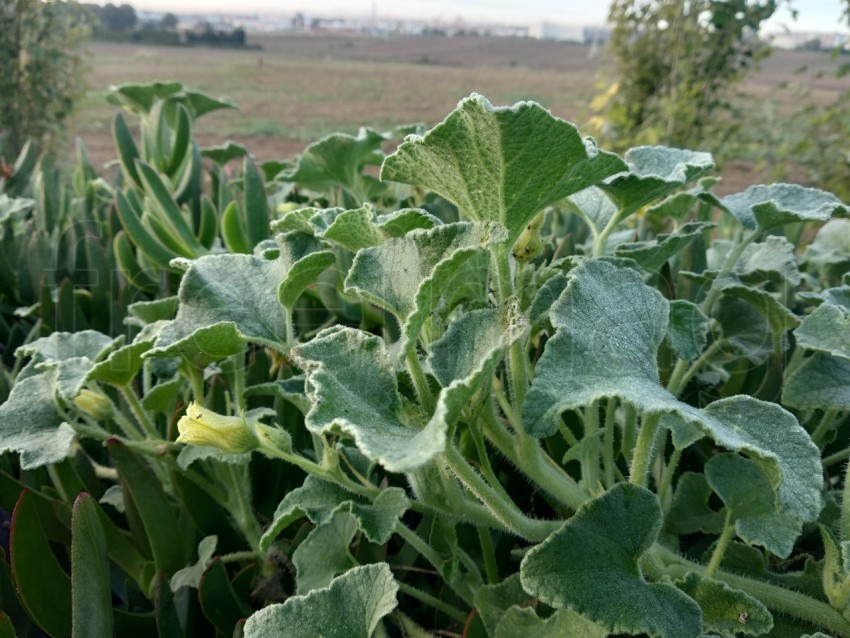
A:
[69,34,849,194]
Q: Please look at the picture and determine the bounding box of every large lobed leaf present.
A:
[381,93,626,246]
[520,483,702,638]
[242,563,398,638]
[524,259,822,531]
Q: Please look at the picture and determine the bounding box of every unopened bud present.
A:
[513,213,545,263]
[74,389,112,420]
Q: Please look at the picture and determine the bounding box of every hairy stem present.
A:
[629,413,663,487]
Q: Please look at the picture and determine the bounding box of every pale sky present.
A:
[128,0,847,33]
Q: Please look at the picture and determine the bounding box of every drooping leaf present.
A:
[201,141,248,164]
[260,475,408,552]
[275,232,335,311]
[565,186,618,238]
[71,493,115,638]
[708,235,800,286]
[0,371,75,469]
[674,573,772,636]
[242,563,398,638]
[344,221,504,323]
[381,93,626,246]
[524,260,822,528]
[615,221,715,271]
[667,472,725,535]
[494,606,608,638]
[667,299,710,362]
[706,453,802,558]
[520,483,702,638]
[17,330,114,365]
[795,303,850,361]
[803,219,850,277]
[292,510,358,594]
[720,184,849,232]
[86,338,154,387]
[599,146,715,216]
[285,128,386,198]
[170,536,217,592]
[782,354,850,411]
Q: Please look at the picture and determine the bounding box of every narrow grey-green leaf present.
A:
[494,607,607,638]
[344,222,504,322]
[242,563,398,638]
[667,299,709,361]
[292,510,357,594]
[782,354,850,411]
[674,573,772,636]
[520,483,702,638]
[615,221,715,271]
[599,146,715,215]
[706,453,802,558]
[381,93,626,246]
[260,475,408,552]
[795,303,850,361]
[524,260,822,527]
[721,184,849,231]
[71,493,114,638]
[0,371,75,469]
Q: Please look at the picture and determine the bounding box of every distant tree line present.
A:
[82,3,250,49]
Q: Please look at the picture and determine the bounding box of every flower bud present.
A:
[176,402,259,453]
[513,212,545,264]
[73,389,112,420]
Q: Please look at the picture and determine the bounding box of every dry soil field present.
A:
[70,32,849,190]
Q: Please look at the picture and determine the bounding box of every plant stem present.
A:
[657,446,682,508]
[602,398,618,489]
[395,582,468,624]
[477,527,499,584]
[666,338,725,398]
[582,400,601,492]
[812,409,839,447]
[443,444,559,542]
[699,230,758,317]
[593,209,625,257]
[629,413,663,487]
[120,385,160,439]
[825,447,850,468]
[224,463,261,548]
[841,461,850,543]
[394,522,473,605]
[229,352,247,413]
[705,512,735,578]
[406,348,435,415]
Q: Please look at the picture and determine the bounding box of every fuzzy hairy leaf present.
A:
[674,573,772,636]
[524,259,822,527]
[721,184,849,231]
[782,354,850,411]
[667,300,710,362]
[795,303,850,361]
[709,235,800,286]
[260,475,408,552]
[667,472,725,535]
[292,510,358,594]
[706,453,801,558]
[600,146,715,215]
[495,607,607,638]
[305,205,440,252]
[520,483,702,638]
[381,94,626,246]
[242,563,398,638]
[616,221,715,271]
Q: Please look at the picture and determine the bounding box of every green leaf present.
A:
[795,303,850,361]
[198,559,253,636]
[108,440,186,574]
[495,607,607,638]
[285,128,386,197]
[720,184,849,232]
[305,205,441,253]
[667,299,709,362]
[565,186,618,238]
[524,259,822,527]
[615,221,715,271]
[0,371,75,469]
[344,221,504,323]
[709,235,800,286]
[276,232,335,311]
[148,253,290,358]
[520,483,702,638]
[782,354,850,411]
[474,573,532,636]
[116,190,181,270]
[242,563,398,638]
[113,113,143,188]
[86,338,154,387]
[706,453,802,558]
[381,93,626,246]
[803,219,850,276]
[71,493,115,638]
[17,330,114,365]
[292,510,358,594]
[243,157,270,247]
[10,490,72,638]
[599,146,715,215]
[0,612,15,638]
[260,475,408,552]
[674,573,772,636]
[201,141,248,164]
[136,160,205,256]
[170,535,217,592]
[667,472,725,535]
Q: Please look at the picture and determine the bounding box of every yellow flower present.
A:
[176,402,259,453]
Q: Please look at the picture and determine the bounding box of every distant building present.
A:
[529,21,583,41]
